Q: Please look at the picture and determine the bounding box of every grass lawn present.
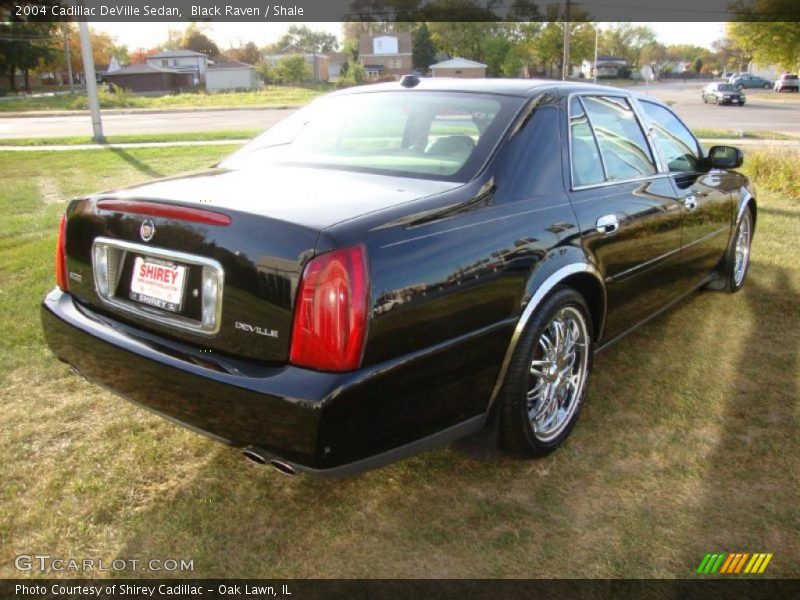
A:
[0,131,259,147]
[693,128,798,140]
[0,146,798,578]
[0,86,325,113]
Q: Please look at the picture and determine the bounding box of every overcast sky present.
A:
[92,22,726,52]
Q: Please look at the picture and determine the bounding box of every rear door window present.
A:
[569,97,605,187]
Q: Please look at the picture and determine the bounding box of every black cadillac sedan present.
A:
[42,78,756,477]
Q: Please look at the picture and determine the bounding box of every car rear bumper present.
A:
[41,289,502,476]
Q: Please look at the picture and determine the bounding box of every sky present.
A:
[92,22,727,52]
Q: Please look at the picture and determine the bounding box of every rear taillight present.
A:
[55,214,68,291]
[289,246,369,372]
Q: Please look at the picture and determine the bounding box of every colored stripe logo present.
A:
[696,552,773,574]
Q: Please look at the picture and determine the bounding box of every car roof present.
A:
[329,77,661,101]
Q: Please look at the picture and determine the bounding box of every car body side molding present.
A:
[486,261,605,411]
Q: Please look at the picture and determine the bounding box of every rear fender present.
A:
[485,249,605,412]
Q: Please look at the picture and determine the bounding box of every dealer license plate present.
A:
[129,256,187,313]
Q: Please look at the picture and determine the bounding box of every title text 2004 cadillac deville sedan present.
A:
[42,78,756,477]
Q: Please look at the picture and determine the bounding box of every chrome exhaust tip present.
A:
[242,447,268,465]
[242,447,298,476]
[268,460,297,477]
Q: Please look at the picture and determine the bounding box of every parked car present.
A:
[774,73,799,92]
[41,79,756,477]
[702,82,746,105]
[729,74,772,90]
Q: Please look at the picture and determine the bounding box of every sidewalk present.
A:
[0,105,300,118]
[0,139,249,151]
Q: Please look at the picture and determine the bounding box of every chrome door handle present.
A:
[596,214,619,235]
[684,194,698,211]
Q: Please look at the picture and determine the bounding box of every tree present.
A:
[692,57,704,74]
[274,54,311,83]
[0,21,59,91]
[256,61,276,84]
[530,20,596,79]
[227,42,261,65]
[500,49,524,77]
[599,23,657,67]
[181,23,220,58]
[712,36,753,72]
[512,21,544,77]
[268,25,338,54]
[130,47,160,64]
[412,23,436,72]
[482,36,511,77]
[727,21,800,72]
[162,27,183,51]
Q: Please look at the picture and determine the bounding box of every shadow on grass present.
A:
[106,147,164,178]
[758,206,799,219]
[105,265,798,578]
[683,263,799,571]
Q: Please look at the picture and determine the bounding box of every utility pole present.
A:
[593,26,599,84]
[562,0,571,80]
[78,20,104,143]
[61,24,74,93]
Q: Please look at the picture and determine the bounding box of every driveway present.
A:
[1,81,798,139]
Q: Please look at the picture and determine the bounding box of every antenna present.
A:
[400,74,420,88]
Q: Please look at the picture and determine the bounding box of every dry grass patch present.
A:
[0,146,798,578]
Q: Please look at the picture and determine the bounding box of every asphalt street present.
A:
[1,81,798,139]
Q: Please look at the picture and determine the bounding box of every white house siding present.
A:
[206,68,259,91]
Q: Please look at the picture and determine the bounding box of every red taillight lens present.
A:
[55,214,68,291]
[289,246,369,372]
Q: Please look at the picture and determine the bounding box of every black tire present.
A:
[763,83,770,89]
[737,84,744,90]
[500,287,594,457]
[718,208,754,293]
[702,95,707,103]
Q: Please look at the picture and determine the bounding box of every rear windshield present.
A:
[718,84,735,91]
[221,91,525,182]
[782,74,798,80]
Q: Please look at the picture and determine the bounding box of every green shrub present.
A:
[69,84,142,110]
[743,147,800,199]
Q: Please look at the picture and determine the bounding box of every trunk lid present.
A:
[63,165,458,363]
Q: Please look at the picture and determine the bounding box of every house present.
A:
[103,63,194,93]
[581,55,629,79]
[263,52,330,83]
[358,32,413,79]
[430,58,487,78]
[206,60,260,91]
[146,49,209,85]
[328,52,349,82]
[748,62,782,80]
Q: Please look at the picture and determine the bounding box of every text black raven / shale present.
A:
[191,5,305,17]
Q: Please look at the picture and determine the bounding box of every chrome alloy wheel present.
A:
[527,306,590,442]
[733,211,752,287]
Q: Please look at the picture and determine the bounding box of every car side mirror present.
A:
[707,145,744,169]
